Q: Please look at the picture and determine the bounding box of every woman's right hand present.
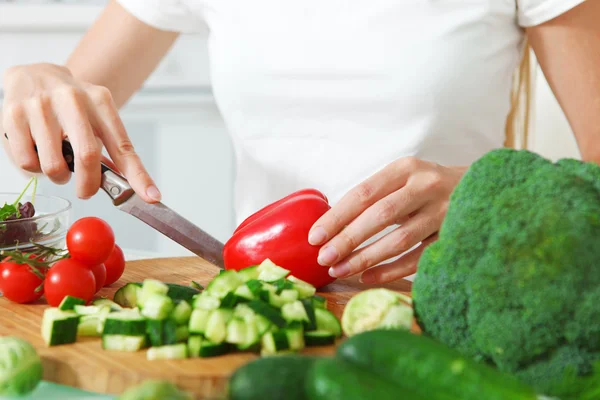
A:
[2,63,161,202]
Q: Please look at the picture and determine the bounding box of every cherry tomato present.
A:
[0,262,44,304]
[44,259,96,307]
[67,217,115,265]
[89,263,107,293]
[104,244,125,286]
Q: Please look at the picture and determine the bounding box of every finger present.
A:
[101,155,121,174]
[27,97,71,184]
[308,157,421,246]
[3,103,40,172]
[54,88,102,199]
[360,233,439,284]
[328,207,442,278]
[317,183,427,266]
[88,86,161,203]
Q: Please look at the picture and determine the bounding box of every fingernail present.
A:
[318,246,338,266]
[146,185,162,202]
[329,262,350,278]
[308,226,327,245]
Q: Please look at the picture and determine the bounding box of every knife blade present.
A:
[8,133,226,268]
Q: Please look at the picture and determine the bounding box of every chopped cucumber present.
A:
[103,310,147,336]
[92,298,123,311]
[175,325,189,342]
[145,319,178,347]
[246,300,286,329]
[304,330,336,346]
[77,316,102,337]
[102,335,146,352]
[256,259,290,282]
[41,308,80,346]
[264,289,298,308]
[189,309,211,335]
[341,288,413,337]
[113,283,141,308]
[171,300,192,325]
[245,280,265,297]
[58,296,85,311]
[226,318,247,345]
[311,295,327,309]
[147,344,188,360]
[137,280,170,309]
[285,324,305,351]
[234,284,255,301]
[206,270,242,299]
[188,335,203,358]
[261,331,290,355]
[74,305,108,316]
[190,281,204,291]
[300,299,317,331]
[141,294,174,320]
[282,301,310,324]
[237,265,259,282]
[287,276,317,298]
[205,309,233,344]
[315,308,342,338]
[199,341,230,358]
[193,292,220,310]
[271,278,294,293]
[163,319,178,345]
[220,292,246,309]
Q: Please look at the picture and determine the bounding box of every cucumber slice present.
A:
[261,331,290,355]
[175,325,189,342]
[103,310,147,336]
[199,341,230,357]
[74,305,107,316]
[171,300,192,325]
[102,335,147,352]
[233,284,255,301]
[146,319,165,347]
[264,289,298,308]
[237,265,259,282]
[219,292,246,309]
[282,301,309,324]
[311,295,327,309]
[341,288,413,337]
[245,279,264,297]
[77,316,102,337]
[189,309,211,335]
[147,344,188,360]
[92,298,123,311]
[315,308,342,338]
[304,330,336,346]
[140,294,174,320]
[205,309,233,344]
[41,308,80,346]
[193,292,220,310]
[58,296,85,311]
[206,270,242,299]
[114,283,141,308]
[225,318,247,345]
[137,280,170,309]
[271,278,294,293]
[188,335,203,358]
[162,319,178,345]
[257,259,290,282]
[285,323,305,351]
[246,300,286,329]
[287,276,317,298]
[300,299,317,331]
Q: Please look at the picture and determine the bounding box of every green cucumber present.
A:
[282,301,309,324]
[113,283,141,308]
[141,294,174,320]
[245,280,264,297]
[256,259,290,282]
[41,308,80,346]
[311,295,327,309]
[189,309,211,335]
[271,278,294,293]
[305,357,412,400]
[304,330,335,346]
[192,292,220,310]
[103,310,146,336]
[337,330,539,400]
[137,280,169,308]
[147,344,188,360]
[228,355,317,400]
[58,296,85,311]
[102,335,147,352]
[286,276,316,298]
[199,341,230,357]
[261,331,290,355]
[205,309,233,344]
[237,265,259,282]
[206,270,242,299]
[171,300,192,325]
[220,292,246,309]
[234,284,255,300]
[74,305,107,316]
[92,298,123,311]
[115,282,200,308]
[188,335,203,358]
[175,325,189,342]
[300,299,317,331]
[146,320,164,347]
[246,300,286,329]
[77,316,102,337]
[315,308,342,337]
[284,323,305,351]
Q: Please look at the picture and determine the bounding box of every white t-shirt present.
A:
[117,0,583,226]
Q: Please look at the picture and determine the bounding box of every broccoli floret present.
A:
[413,148,600,397]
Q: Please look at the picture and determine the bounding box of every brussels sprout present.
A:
[118,380,192,400]
[0,336,43,396]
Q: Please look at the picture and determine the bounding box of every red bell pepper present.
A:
[223,189,336,289]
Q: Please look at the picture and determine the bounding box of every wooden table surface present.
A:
[0,257,413,399]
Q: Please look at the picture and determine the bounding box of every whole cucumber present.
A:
[337,329,539,400]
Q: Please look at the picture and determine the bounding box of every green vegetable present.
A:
[0,337,43,396]
[229,355,317,400]
[58,296,86,311]
[337,329,539,400]
[412,148,600,397]
[118,380,192,400]
[41,308,80,346]
[114,282,201,308]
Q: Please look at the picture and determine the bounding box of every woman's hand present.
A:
[2,63,160,202]
[308,157,467,284]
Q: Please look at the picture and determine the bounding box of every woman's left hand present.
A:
[308,157,468,284]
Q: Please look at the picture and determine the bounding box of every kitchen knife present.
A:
[5,133,225,268]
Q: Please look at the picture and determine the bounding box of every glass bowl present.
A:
[0,194,72,253]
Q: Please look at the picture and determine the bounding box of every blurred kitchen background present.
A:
[0,0,581,259]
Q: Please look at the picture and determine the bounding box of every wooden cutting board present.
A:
[0,257,413,399]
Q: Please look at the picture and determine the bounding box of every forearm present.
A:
[66,0,179,108]
[528,1,600,163]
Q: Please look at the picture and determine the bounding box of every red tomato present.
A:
[0,262,44,304]
[104,244,125,286]
[67,217,115,265]
[89,263,107,292]
[44,259,96,307]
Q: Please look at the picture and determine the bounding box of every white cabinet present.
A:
[0,3,235,258]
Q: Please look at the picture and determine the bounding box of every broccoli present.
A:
[412,148,600,398]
